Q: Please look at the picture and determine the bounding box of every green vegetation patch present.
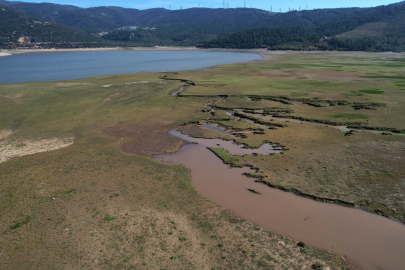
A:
[207,147,244,167]
[363,75,405,79]
[215,120,263,131]
[10,216,31,230]
[358,89,384,94]
[389,59,405,62]
[330,114,369,120]
[395,82,405,87]
[103,214,116,222]
[209,110,231,120]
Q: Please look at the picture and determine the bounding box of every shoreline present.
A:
[0,47,270,58]
[1,46,261,53]
[1,47,403,59]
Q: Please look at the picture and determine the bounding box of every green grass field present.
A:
[2,51,404,269]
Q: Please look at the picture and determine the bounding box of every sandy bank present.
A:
[0,52,11,57]
[0,135,74,164]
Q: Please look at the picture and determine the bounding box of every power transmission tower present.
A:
[279,7,281,12]
[270,6,272,12]
[169,5,171,10]
[244,1,246,8]
[289,7,290,12]
[306,5,308,10]
[299,6,301,11]
[223,0,225,9]
[227,2,229,9]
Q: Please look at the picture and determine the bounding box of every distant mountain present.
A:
[1,0,404,51]
[0,4,111,49]
[200,2,405,51]
[0,1,274,34]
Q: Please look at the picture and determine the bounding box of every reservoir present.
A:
[0,50,261,84]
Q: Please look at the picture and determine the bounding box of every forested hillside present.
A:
[200,2,405,51]
[1,0,404,51]
[0,1,274,33]
[0,4,111,49]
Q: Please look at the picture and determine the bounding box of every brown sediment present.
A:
[104,122,185,156]
[154,138,405,270]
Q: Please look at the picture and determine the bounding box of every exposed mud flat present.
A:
[104,122,185,156]
[0,136,74,164]
[155,131,405,270]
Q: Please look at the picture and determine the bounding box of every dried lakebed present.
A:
[155,129,405,270]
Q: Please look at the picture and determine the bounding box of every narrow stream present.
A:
[240,110,403,135]
[155,130,405,270]
[167,130,281,155]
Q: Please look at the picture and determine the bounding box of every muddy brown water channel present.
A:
[154,130,405,270]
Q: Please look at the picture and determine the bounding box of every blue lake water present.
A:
[0,51,262,83]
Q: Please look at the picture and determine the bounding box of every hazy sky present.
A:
[6,0,402,11]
